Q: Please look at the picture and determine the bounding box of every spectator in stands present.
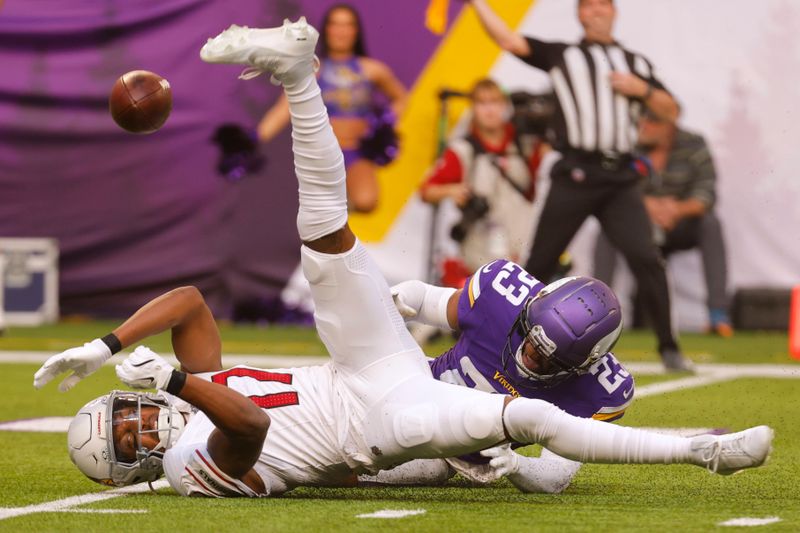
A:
[420,78,545,272]
[257,3,407,213]
[594,111,733,336]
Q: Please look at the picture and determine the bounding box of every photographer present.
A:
[420,78,544,271]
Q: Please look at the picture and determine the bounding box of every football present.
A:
[109,70,172,134]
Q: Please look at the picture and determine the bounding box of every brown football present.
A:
[109,70,172,134]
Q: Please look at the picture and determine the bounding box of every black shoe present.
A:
[660,348,696,373]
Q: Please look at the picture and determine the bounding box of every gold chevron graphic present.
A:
[348,1,534,241]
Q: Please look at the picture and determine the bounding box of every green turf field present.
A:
[0,321,794,363]
[1,325,798,531]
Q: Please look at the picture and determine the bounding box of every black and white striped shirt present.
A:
[516,38,668,155]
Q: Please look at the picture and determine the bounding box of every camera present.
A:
[509,90,556,137]
[450,195,491,243]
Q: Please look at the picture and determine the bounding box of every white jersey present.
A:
[163,364,355,497]
[163,243,509,498]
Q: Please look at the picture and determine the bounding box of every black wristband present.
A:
[165,369,187,396]
[100,333,122,355]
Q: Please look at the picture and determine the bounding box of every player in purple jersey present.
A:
[430,260,633,420]
[362,260,633,493]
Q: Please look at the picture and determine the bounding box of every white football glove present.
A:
[33,338,112,392]
[389,280,456,330]
[480,445,521,478]
[390,282,419,320]
[115,346,175,390]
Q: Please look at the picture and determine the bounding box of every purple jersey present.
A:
[429,260,634,421]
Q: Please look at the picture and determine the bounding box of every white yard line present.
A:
[624,362,800,378]
[356,509,427,519]
[0,416,73,432]
[59,509,149,514]
[632,362,800,398]
[634,373,736,398]
[718,516,782,527]
[0,480,168,521]
[3,351,799,377]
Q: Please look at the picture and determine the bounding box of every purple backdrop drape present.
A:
[0,0,460,317]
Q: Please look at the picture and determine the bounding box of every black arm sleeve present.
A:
[645,58,668,93]
[514,37,567,72]
[624,49,669,94]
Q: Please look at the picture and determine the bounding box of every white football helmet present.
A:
[67,390,187,486]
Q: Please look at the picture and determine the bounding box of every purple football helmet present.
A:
[502,276,623,387]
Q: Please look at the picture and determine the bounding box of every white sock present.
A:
[358,459,452,486]
[503,398,691,465]
[283,74,347,242]
[506,448,582,494]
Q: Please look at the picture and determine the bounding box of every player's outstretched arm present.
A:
[116,348,268,485]
[112,286,222,373]
[468,0,531,56]
[33,286,222,391]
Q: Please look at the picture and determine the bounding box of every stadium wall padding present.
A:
[0,0,459,317]
[3,0,799,328]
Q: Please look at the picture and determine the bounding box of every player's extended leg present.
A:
[503,396,772,475]
[200,20,426,378]
[364,377,773,476]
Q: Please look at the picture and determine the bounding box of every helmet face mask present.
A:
[67,390,186,487]
[510,317,580,385]
[501,276,623,389]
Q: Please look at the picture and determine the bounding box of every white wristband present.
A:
[419,284,457,330]
[392,280,456,330]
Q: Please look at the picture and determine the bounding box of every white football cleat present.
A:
[691,425,773,475]
[200,17,319,84]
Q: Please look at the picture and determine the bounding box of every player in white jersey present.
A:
[34,18,773,497]
[163,362,358,495]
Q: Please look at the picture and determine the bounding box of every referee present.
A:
[467,0,692,371]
